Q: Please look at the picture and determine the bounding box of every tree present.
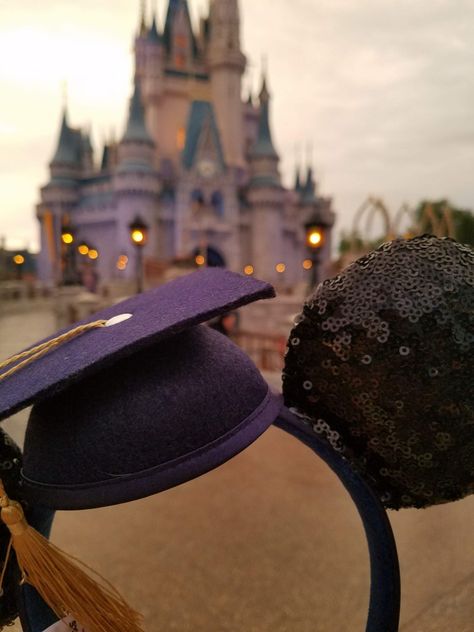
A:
[415,200,474,247]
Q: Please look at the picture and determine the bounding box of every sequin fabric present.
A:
[283,236,474,510]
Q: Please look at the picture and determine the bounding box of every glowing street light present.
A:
[60,223,79,285]
[61,226,74,245]
[304,213,327,289]
[78,243,89,256]
[195,254,205,266]
[13,254,25,280]
[128,215,149,294]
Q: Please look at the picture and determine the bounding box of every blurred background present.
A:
[1,1,474,630]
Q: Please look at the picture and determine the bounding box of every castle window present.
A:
[211,191,224,218]
[177,127,186,150]
[175,52,186,68]
[175,35,187,48]
[191,189,205,209]
[174,34,188,69]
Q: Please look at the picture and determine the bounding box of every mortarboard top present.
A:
[0,267,275,422]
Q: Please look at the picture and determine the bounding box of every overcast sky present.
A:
[1,0,474,251]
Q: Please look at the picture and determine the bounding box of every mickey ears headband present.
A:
[0,237,472,631]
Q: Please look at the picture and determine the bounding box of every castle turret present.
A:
[301,165,317,204]
[142,12,163,144]
[294,165,302,193]
[80,130,94,175]
[114,78,160,280]
[248,75,280,186]
[208,0,246,168]
[134,0,149,82]
[118,78,155,169]
[247,74,284,283]
[163,0,197,70]
[49,108,82,182]
[37,108,82,284]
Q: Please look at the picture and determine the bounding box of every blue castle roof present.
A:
[301,166,317,204]
[51,109,81,165]
[147,15,161,44]
[182,100,225,171]
[249,77,278,160]
[163,0,198,58]
[122,80,154,145]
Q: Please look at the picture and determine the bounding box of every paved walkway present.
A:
[1,307,473,631]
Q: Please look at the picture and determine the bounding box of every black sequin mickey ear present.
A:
[283,235,474,510]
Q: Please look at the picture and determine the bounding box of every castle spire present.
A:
[294,166,301,192]
[51,107,78,165]
[301,165,317,204]
[138,0,147,37]
[122,78,153,145]
[249,72,278,160]
[163,0,196,56]
[147,12,161,44]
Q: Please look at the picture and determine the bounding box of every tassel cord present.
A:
[0,320,107,382]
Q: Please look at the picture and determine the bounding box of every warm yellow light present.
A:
[88,249,99,260]
[195,254,205,266]
[13,254,25,265]
[116,255,128,270]
[131,229,144,244]
[275,262,286,273]
[78,244,89,255]
[303,259,313,270]
[308,230,322,247]
[176,127,186,150]
[243,265,254,275]
[61,232,74,244]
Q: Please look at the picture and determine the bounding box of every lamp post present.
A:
[12,254,25,280]
[61,223,78,286]
[304,213,326,290]
[128,215,149,294]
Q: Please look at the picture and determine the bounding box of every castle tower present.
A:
[80,130,94,175]
[208,0,246,168]
[49,109,82,182]
[36,108,83,284]
[247,74,284,283]
[134,0,149,82]
[142,12,163,146]
[114,79,160,277]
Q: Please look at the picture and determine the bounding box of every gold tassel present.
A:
[0,482,144,632]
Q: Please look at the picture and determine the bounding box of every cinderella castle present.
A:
[36,0,335,287]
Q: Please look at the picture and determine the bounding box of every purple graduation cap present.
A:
[0,268,281,631]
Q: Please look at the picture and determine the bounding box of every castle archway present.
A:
[192,245,226,268]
